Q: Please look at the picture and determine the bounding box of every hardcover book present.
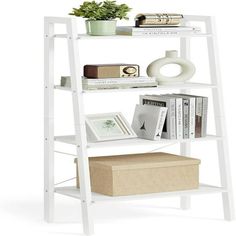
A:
[182,98,189,139]
[82,77,157,90]
[161,95,183,140]
[172,94,196,139]
[132,104,168,140]
[140,95,176,139]
[116,26,201,36]
[178,94,208,138]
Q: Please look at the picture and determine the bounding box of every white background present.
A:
[0,0,236,235]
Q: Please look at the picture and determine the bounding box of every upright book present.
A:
[140,95,176,139]
[172,94,196,139]
[178,94,208,137]
[161,95,183,140]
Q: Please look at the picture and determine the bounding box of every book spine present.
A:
[154,108,168,140]
[128,31,195,36]
[195,97,203,138]
[116,30,200,36]
[117,27,200,33]
[183,99,189,139]
[169,99,176,139]
[201,97,208,137]
[175,98,183,139]
[132,27,200,32]
[188,97,196,139]
[83,78,156,84]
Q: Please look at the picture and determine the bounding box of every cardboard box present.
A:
[75,152,200,196]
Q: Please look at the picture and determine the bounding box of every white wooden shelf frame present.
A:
[44,15,235,235]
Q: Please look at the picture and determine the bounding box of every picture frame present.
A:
[86,112,137,142]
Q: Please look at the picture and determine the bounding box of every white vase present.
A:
[146,50,196,85]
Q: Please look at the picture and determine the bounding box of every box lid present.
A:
[87,152,201,171]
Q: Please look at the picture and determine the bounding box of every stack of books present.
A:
[82,76,157,90]
[116,26,201,36]
[140,94,208,139]
[116,13,201,36]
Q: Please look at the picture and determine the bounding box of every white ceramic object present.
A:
[146,50,196,85]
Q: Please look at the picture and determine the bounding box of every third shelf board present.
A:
[55,184,226,203]
[54,82,217,93]
[55,135,222,149]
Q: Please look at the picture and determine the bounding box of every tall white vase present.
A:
[146,50,196,85]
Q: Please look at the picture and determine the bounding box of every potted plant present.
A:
[69,0,131,36]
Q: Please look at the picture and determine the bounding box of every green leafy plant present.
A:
[69,0,131,20]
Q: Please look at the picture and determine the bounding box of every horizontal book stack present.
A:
[140,94,208,139]
[116,26,201,36]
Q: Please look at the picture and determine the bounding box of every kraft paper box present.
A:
[75,152,200,196]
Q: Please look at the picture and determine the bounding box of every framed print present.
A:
[86,112,137,142]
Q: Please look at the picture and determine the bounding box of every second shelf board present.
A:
[55,184,227,203]
[54,135,222,149]
[54,82,217,93]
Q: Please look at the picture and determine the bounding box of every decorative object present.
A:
[146,50,196,85]
[84,64,140,78]
[131,104,167,140]
[135,13,183,27]
[85,112,136,142]
[69,0,131,36]
[75,152,201,196]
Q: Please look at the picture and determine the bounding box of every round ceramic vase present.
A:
[146,50,196,85]
[86,20,117,36]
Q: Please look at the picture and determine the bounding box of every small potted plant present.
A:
[69,0,131,36]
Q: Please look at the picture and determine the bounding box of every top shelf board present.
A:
[54,33,212,40]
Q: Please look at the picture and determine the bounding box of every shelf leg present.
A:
[179,27,191,210]
[206,16,235,220]
[44,18,55,222]
[180,142,191,210]
[66,18,94,235]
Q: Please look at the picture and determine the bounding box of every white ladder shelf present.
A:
[44,15,235,235]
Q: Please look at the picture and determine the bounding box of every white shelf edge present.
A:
[54,33,212,39]
[54,184,227,202]
[54,85,71,91]
[54,135,222,148]
[54,83,217,93]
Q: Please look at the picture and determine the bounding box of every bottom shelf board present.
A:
[55,184,226,203]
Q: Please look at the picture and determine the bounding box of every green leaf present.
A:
[68,0,131,20]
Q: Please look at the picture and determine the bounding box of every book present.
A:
[173,94,196,139]
[201,97,208,137]
[194,97,202,138]
[140,95,176,139]
[163,95,183,139]
[182,98,189,139]
[131,104,168,140]
[116,26,201,36]
[178,94,208,138]
[82,77,157,90]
